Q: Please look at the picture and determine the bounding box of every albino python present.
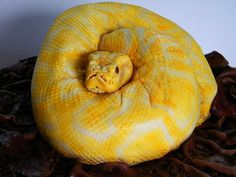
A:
[31,2,217,165]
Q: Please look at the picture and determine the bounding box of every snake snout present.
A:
[85,74,106,94]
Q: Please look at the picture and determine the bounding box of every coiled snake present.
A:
[31,2,217,165]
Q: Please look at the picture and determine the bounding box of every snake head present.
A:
[85,51,133,93]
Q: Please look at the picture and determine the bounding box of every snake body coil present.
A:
[32,2,217,165]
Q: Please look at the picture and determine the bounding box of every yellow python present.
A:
[31,2,217,165]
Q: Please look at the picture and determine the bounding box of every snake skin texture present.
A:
[31,2,217,165]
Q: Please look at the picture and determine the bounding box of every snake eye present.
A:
[115,66,119,74]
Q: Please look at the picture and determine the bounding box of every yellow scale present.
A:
[31,2,217,165]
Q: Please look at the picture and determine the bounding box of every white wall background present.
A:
[0,0,236,68]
